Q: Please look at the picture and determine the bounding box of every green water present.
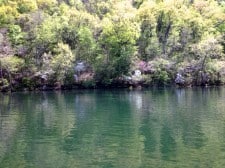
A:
[1,88,225,168]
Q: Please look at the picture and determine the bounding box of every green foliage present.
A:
[61,25,78,49]
[0,5,18,25]
[36,15,65,45]
[0,0,225,89]
[36,0,57,10]
[50,42,75,84]
[97,16,140,83]
[138,0,225,60]
[94,64,114,85]
[33,14,68,64]
[0,56,25,90]
[17,0,38,13]
[189,36,224,73]
[206,60,225,84]
[76,26,98,63]
[153,70,170,85]
[8,24,25,45]
[0,78,8,85]
[81,79,96,88]
[21,77,35,89]
[0,56,24,73]
[150,58,173,85]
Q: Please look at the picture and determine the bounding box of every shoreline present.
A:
[1,82,224,93]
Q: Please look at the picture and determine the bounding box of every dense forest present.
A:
[0,0,225,91]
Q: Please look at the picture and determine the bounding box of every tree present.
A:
[16,0,38,13]
[96,16,140,84]
[0,5,19,25]
[49,42,75,84]
[0,56,24,90]
[76,26,98,63]
[190,36,224,71]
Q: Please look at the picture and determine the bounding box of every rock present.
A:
[175,73,185,85]
[54,82,61,90]
[42,85,47,91]
[74,74,78,82]
[0,33,3,44]
[74,62,85,72]
[134,70,141,77]
[74,61,91,75]
[136,85,142,90]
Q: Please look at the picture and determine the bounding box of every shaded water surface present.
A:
[1,88,225,168]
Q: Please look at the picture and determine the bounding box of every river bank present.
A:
[1,58,225,92]
[1,77,224,92]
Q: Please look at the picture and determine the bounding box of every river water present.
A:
[1,87,225,168]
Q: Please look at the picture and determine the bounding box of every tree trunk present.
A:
[0,61,2,79]
[201,55,207,71]
[6,69,12,91]
[200,55,207,85]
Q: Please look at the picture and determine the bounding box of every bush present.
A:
[0,56,25,73]
[21,77,36,89]
[0,78,10,91]
[152,70,170,85]
[17,0,38,13]
[81,79,96,88]
[148,58,174,85]
[8,25,25,45]
[0,5,19,25]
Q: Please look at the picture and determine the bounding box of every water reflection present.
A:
[160,125,177,161]
[0,88,225,167]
